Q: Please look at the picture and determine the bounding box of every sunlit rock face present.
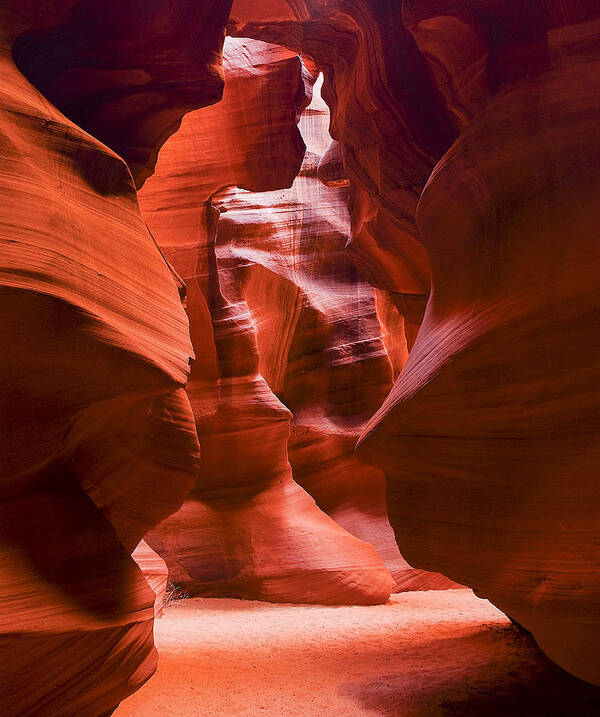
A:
[207,75,455,593]
[139,38,416,604]
[231,0,600,686]
[0,2,231,714]
[229,0,458,340]
[132,541,169,618]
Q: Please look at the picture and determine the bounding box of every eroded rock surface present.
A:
[2,0,599,708]
[229,0,600,686]
[359,2,600,687]
[140,39,405,604]
[207,75,454,592]
[12,0,233,186]
[229,0,458,340]
[0,3,229,714]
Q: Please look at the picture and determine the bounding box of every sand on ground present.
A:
[115,589,600,716]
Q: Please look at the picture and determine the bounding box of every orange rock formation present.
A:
[1,2,599,713]
[231,0,600,686]
[140,39,440,602]
[0,3,229,713]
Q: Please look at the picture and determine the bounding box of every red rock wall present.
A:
[230,0,600,686]
[0,3,230,714]
[229,0,458,336]
[2,0,599,704]
[206,74,454,592]
[360,1,600,687]
[12,0,233,186]
[140,39,416,603]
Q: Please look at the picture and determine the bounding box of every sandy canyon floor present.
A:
[115,590,600,716]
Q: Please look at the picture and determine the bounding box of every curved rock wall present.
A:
[140,38,413,603]
[0,3,229,714]
[12,0,233,186]
[359,1,600,687]
[2,0,599,705]
[230,0,600,686]
[207,74,455,592]
[229,0,458,336]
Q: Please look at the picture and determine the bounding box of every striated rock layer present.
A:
[229,0,458,341]
[2,0,598,706]
[12,0,233,186]
[230,0,600,686]
[359,2,600,687]
[140,38,410,603]
[208,75,454,592]
[0,2,230,714]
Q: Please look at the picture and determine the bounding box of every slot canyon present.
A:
[1,2,599,715]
